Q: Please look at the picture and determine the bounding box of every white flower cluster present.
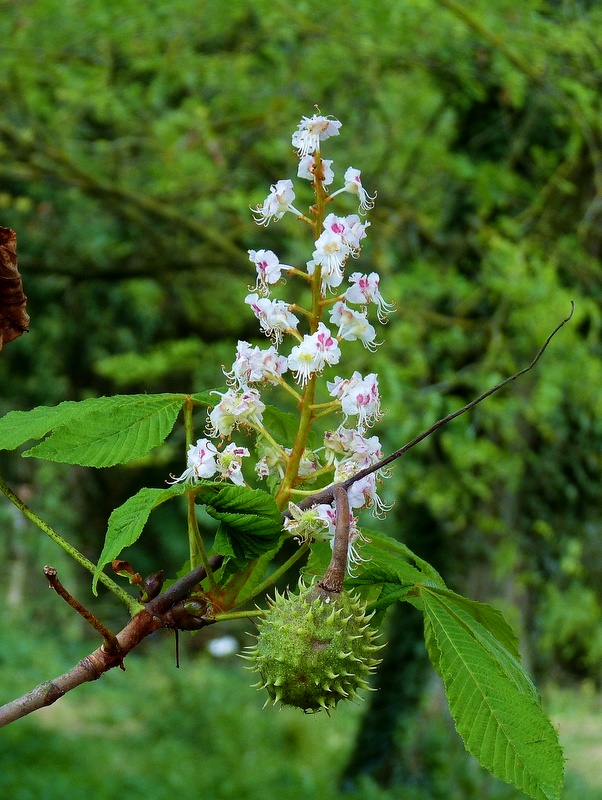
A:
[169,114,396,573]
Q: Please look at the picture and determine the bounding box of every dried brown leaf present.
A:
[0,227,30,351]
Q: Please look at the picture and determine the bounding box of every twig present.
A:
[287,303,574,515]
[318,485,350,594]
[44,566,121,657]
[147,554,223,615]
[0,554,224,728]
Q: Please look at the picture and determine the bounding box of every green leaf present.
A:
[260,406,301,448]
[302,540,332,581]
[93,483,188,593]
[420,586,564,800]
[0,397,108,451]
[427,586,521,661]
[261,405,319,450]
[190,390,222,406]
[23,394,189,466]
[342,529,446,612]
[208,485,282,566]
[361,530,446,586]
[423,614,443,679]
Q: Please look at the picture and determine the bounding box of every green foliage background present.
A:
[1,0,601,796]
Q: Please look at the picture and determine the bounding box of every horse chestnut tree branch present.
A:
[0,114,568,800]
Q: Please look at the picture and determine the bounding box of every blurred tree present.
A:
[1,0,601,791]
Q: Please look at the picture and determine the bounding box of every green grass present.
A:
[1,620,600,800]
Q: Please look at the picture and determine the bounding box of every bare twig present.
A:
[318,485,350,594]
[287,303,574,516]
[44,566,121,657]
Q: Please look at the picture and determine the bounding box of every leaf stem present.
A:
[0,476,141,614]
[186,490,218,590]
[248,423,289,459]
[213,609,266,621]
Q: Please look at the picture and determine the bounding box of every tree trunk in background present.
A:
[340,599,431,790]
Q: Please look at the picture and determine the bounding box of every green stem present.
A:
[248,423,289,459]
[288,487,321,497]
[182,398,217,588]
[310,399,339,411]
[242,541,311,604]
[186,490,218,590]
[286,268,312,282]
[292,463,335,486]
[274,376,316,510]
[214,609,266,622]
[0,476,141,615]
[289,303,313,320]
[312,407,339,422]
[274,378,303,404]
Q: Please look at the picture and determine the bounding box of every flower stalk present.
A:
[169,112,394,583]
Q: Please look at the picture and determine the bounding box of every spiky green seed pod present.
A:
[243,581,383,713]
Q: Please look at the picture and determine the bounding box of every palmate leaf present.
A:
[420,586,564,800]
[0,391,216,466]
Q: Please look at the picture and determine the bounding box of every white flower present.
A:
[288,500,370,576]
[343,167,376,213]
[309,228,350,292]
[297,154,334,186]
[255,440,288,480]
[323,426,360,462]
[288,323,341,387]
[292,114,342,157]
[226,341,287,388]
[217,443,250,486]
[168,438,218,484]
[255,456,271,480]
[327,371,382,430]
[348,432,383,468]
[248,249,291,296]
[285,447,320,478]
[251,179,301,226]
[322,213,369,255]
[283,502,335,541]
[341,214,370,252]
[207,387,265,437]
[345,472,392,519]
[329,301,380,351]
[345,272,396,323]
[245,293,300,346]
